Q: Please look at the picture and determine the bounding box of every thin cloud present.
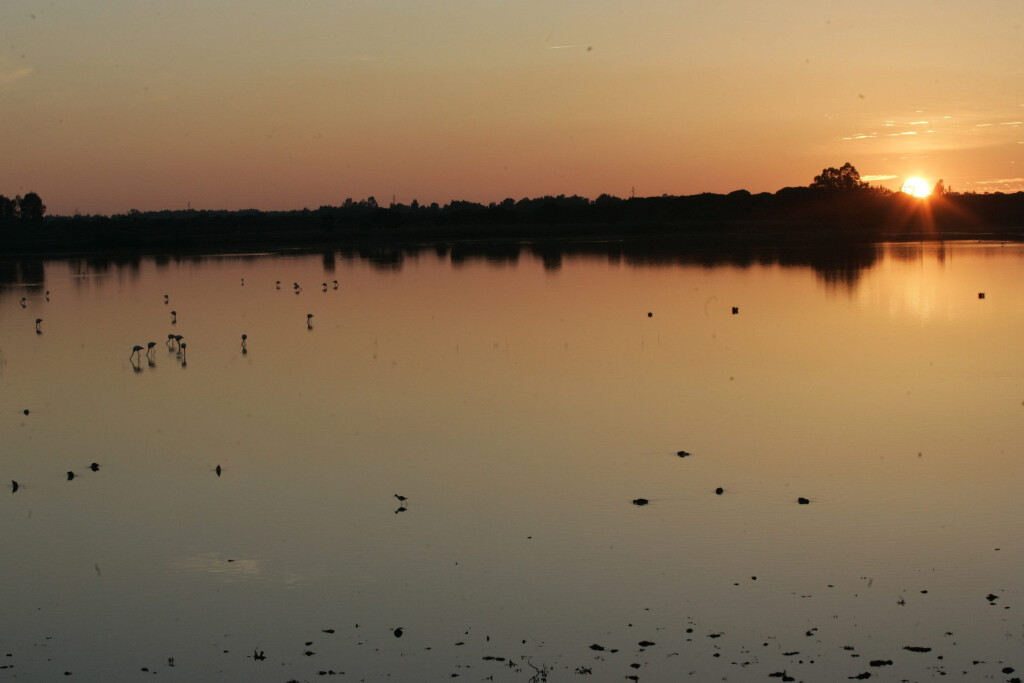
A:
[861,174,899,181]
[0,66,33,87]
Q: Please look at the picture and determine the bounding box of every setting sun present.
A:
[901,177,932,198]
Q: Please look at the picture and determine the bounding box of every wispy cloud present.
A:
[862,174,899,181]
[0,66,33,89]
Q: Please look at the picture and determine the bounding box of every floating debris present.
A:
[903,646,932,653]
[798,497,810,505]
[676,450,691,458]
[715,487,724,495]
[632,498,649,506]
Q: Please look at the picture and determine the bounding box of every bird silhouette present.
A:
[35,318,43,333]
[67,471,75,481]
[306,313,314,328]
[170,310,177,324]
[215,465,222,477]
[11,480,18,493]
[131,345,144,361]
[394,494,408,504]
[89,463,100,472]
[146,341,157,357]
[332,280,338,290]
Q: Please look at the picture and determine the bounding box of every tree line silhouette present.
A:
[2,165,1023,254]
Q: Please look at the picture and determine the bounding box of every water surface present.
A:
[1,241,1021,681]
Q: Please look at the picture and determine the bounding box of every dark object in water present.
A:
[677,450,691,458]
[11,480,18,493]
[848,673,871,680]
[589,644,605,651]
[67,471,75,481]
[215,465,222,477]
[903,646,932,653]
[715,487,724,495]
[647,312,652,317]
[798,497,810,505]
[732,307,739,314]
[23,409,29,415]
[869,660,893,667]
[394,494,407,503]
[986,593,998,602]
[978,292,985,299]
[638,640,655,647]
[393,627,403,638]
[253,650,265,661]
[89,463,100,472]
[632,498,649,506]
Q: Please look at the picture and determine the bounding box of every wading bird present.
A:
[241,333,247,350]
[131,345,145,361]
[146,341,157,357]
[170,310,177,324]
[35,318,42,333]
[306,313,314,328]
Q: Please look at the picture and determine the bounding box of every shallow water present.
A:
[1,241,1022,681]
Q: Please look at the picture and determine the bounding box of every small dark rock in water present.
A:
[798,497,810,505]
[393,627,403,638]
[732,307,739,314]
[589,644,605,651]
[632,498,649,506]
[67,471,75,481]
[715,487,724,495]
[676,450,691,458]
[638,640,655,647]
[903,646,931,653]
[23,409,29,415]
[869,660,893,667]
[89,463,100,472]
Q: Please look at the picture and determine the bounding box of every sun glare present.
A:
[901,177,932,198]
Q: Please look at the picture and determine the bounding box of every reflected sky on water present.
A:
[1,241,1022,681]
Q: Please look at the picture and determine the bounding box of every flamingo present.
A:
[131,345,144,361]
[20,297,26,307]
[170,310,177,324]
[332,280,338,290]
[322,282,328,292]
[146,341,157,357]
[275,280,281,289]
[163,294,169,304]
[35,318,42,333]
[166,333,176,348]
[306,313,314,329]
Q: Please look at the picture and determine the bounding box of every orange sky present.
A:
[1,1,1021,216]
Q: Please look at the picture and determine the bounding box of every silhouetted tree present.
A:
[810,163,867,191]
[0,195,16,219]
[17,192,46,221]
[932,179,947,196]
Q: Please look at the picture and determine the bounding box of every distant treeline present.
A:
[3,180,1024,256]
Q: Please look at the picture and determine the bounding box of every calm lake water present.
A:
[1,241,1022,682]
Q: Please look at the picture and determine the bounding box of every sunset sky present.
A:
[2,1,1022,216]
